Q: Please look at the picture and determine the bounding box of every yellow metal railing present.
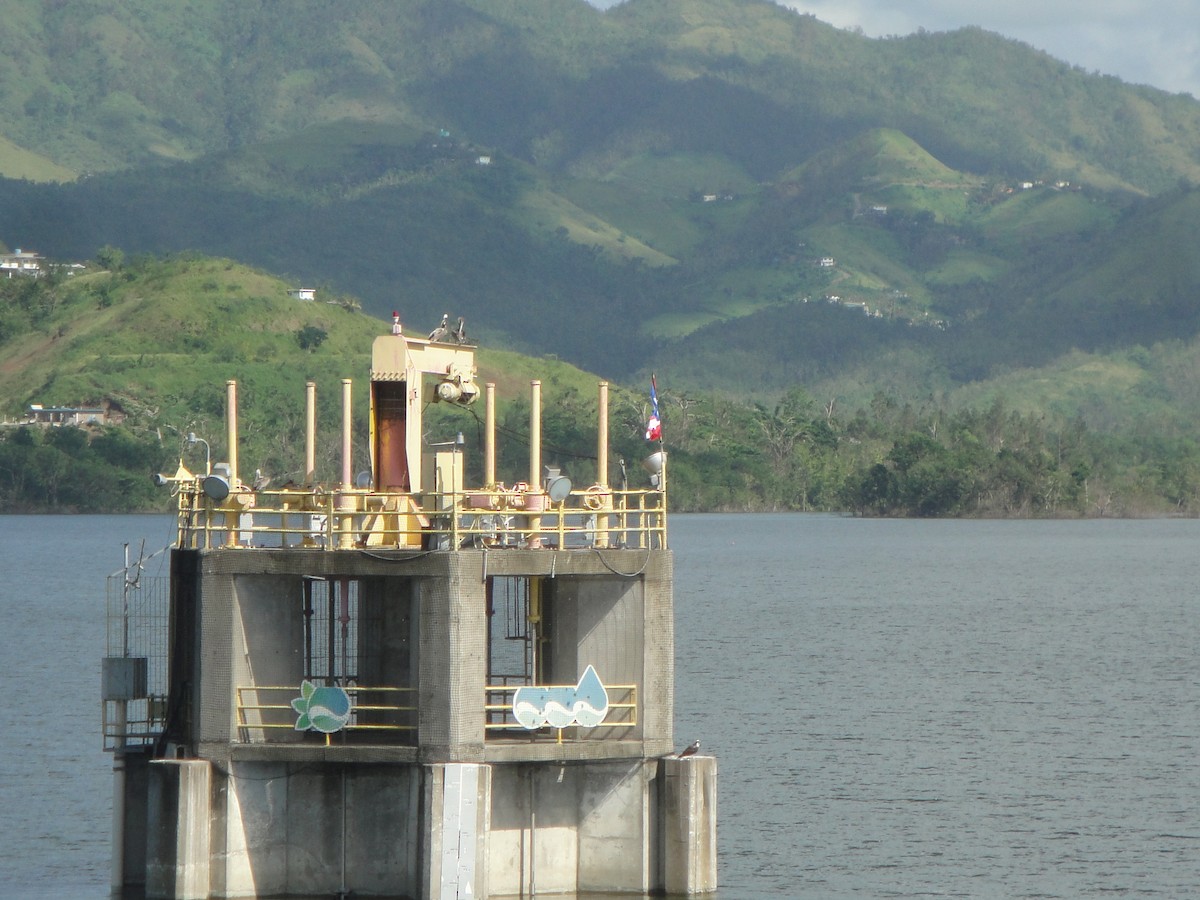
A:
[235,685,417,744]
[102,695,168,751]
[175,484,666,552]
[483,683,638,739]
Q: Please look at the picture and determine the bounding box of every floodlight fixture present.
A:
[186,432,211,475]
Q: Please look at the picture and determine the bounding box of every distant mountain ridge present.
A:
[2,0,1200,422]
[6,0,1200,191]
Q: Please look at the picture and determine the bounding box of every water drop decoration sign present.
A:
[291,680,352,733]
[512,665,610,729]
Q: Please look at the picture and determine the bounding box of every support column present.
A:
[145,759,213,900]
[661,755,718,895]
[422,763,492,900]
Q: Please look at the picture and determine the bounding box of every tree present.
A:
[96,245,124,271]
[844,463,897,515]
[296,325,327,351]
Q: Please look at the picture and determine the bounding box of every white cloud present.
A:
[588,0,1200,97]
[777,0,1200,96]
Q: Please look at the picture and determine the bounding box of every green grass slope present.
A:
[0,134,75,182]
[0,254,636,490]
[9,251,1200,518]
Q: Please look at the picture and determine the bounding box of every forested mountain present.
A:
[3,0,1200,439]
[5,255,1200,517]
[5,0,1200,190]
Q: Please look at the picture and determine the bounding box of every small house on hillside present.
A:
[26,399,126,426]
[288,287,316,301]
[1,249,43,277]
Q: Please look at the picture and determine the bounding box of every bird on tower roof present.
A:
[676,739,701,758]
[428,313,450,342]
[452,316,467,345]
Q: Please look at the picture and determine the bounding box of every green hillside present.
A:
[4,0,1200,514]
[0,255,654,508]
[0,255,623,460]
[0,0,1191,376]
[3,0,1200,191]
[5,252,1200,518]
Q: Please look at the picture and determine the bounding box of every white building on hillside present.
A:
[0,249,43,277]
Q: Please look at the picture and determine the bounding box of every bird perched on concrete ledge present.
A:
[676,739,701,758]
[428,313,450,342]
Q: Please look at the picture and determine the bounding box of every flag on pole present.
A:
[645,375,662,442]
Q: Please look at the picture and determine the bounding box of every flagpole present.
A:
[645,374,667,545]
[655,375,666,543]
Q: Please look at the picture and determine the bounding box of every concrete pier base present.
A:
[115,545,717,898]
[488,759,659,898]
[424,763,492,900]
[662,755,718,895]
[146,759,212,900]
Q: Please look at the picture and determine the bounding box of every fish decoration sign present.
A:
[291,680,353,734]
[512,665,610,729]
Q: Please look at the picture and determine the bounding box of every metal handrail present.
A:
[483,683,638,736]
[175,484,666,551]
[102,694,168,751]
[235,684,417,743]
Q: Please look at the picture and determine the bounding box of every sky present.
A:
[589,1,1200,99]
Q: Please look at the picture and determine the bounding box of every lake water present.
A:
[2,514,1198,898]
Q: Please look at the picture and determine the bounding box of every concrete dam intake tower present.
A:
[103,320,717,899]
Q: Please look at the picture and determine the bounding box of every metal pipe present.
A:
[529,380,541,486]
[110,544,130,893]
[225,380,238,484]
[339,578,351,682]
[305,381,317,484]
[340,766,348,899]
[596,382,611,549]
[597,382,609,487]
[341,379,353,489]
[303,579,314,680]
[529,768,537,898]
[528,381,542,548]
[327,580,336,682]
[529,577,542,683]
[485,382,496,487]
[338,379,356,549]
[111,751,125,891]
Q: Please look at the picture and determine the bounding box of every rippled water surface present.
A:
[3,514,1198,898]
[672,515,1200,898]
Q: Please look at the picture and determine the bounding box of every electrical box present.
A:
[102,656,148,701]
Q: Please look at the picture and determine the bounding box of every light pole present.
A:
[187,432,211,475]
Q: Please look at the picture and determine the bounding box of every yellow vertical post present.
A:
[485,382,496,488]
[597,382,608,487]
[225,380,238,485]
[596,382,610,548]
[225,380,239,547]
[528,380,542,548]
[659,450,668,548]
[305,381,317,485]
[341,379,353,490]
[338,379,355,549]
